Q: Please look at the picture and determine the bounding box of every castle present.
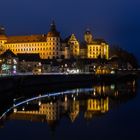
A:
[0,21,109,60]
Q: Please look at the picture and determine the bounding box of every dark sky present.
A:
[0,0,140,59]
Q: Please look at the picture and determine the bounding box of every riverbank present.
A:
[0,72,137,92]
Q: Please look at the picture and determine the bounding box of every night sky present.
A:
[0,0,140,60]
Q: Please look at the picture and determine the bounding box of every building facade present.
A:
[84,29,109,59]
[0,23,109,60]
[68,34,80,58]
[0,22,61,59]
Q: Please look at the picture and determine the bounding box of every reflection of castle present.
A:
[13,102,60,123]
[84,98,109,120]
[40,103,59,121]
[8,80,136,127]
[94,84,115,95]
[87,98,109,112]
[10,96,109,125]
[69,101,80,122]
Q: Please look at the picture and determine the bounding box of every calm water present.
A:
[0,79,140,140]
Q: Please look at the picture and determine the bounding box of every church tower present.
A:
[84,29,93,44]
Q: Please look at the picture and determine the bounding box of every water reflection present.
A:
[0,79,137,129]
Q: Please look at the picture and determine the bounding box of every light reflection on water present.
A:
[0,79,139,140]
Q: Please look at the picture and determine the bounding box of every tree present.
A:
[110,45,138,68]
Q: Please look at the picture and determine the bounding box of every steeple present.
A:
[47,21,60,37]
[0,26,6,35]
[50,20,57,32]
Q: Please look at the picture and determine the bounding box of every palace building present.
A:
[0,22,109,60]
[84,29,109,59]
[0,22,61,59]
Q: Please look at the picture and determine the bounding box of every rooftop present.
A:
[6,34,47,43]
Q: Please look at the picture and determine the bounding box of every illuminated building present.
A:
[68,34,80,58]
[0,23,109,60]
[0,22,61,59]
[61,34,80,59]
[95,66,112,74]
[84,29,109,59]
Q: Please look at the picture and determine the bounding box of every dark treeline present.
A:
[109,45,138,68]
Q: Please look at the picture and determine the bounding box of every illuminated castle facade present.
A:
[0,22,109,60]
[84,29,109,59]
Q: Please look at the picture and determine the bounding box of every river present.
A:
[0,79,139,140]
